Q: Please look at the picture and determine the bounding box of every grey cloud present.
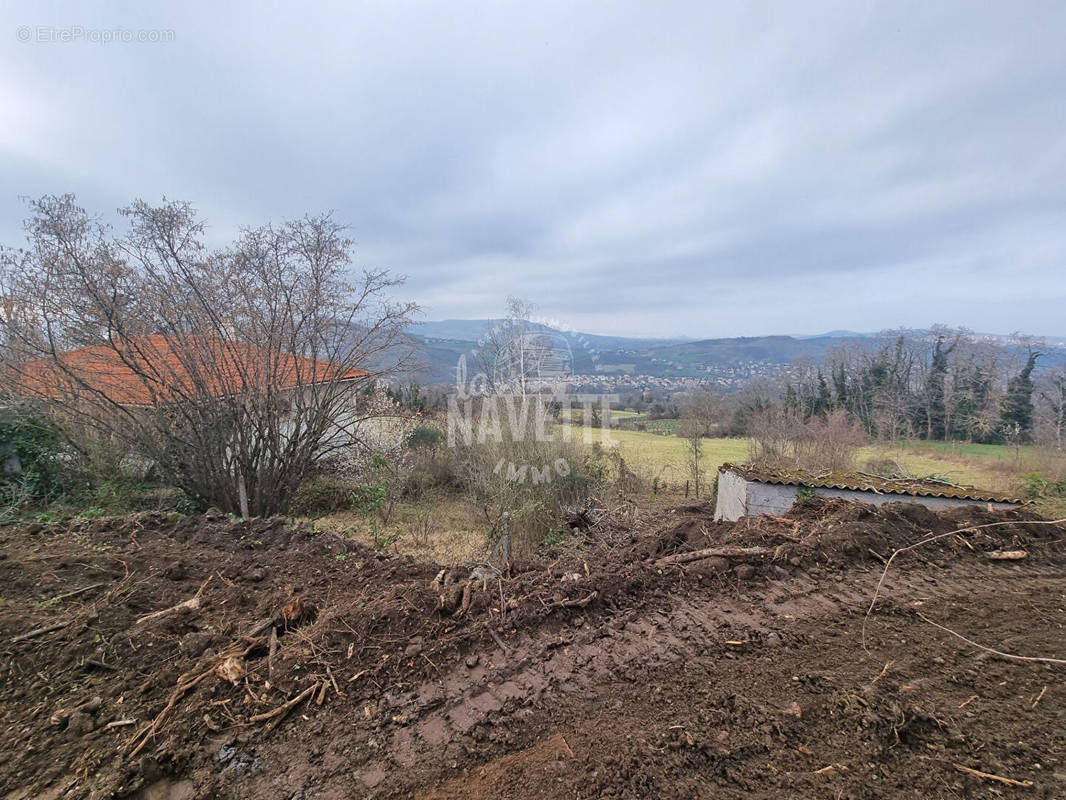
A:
[2,0,1064,338]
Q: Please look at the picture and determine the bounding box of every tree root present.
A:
[127,635,266,758]
[656,546,770,567]
[11,619,73,644]
[248,683,318,727]
[132,577,212,628]
[953,763,1033,787]
[546,591,598,609]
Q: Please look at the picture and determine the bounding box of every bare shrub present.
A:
[803,409,867,471]
[410,510,434,548]
[449,397,604,559]
[594,444,645,500]
[747,407,800,469]
[749,408,866,473]
[860,456,906,478]
[678,389,724,498]
[0,195,416,515]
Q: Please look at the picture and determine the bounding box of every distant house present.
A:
[714,463,1021,522]
[12,335,373,464]
[13,335,369,407]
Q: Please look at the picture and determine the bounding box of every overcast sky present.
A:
[2,1,1065,339]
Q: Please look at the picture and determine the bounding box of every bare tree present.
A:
[1035,367,1066,451]
[473,297,565,396]
[679,389,723,497]
[0,195,417,515]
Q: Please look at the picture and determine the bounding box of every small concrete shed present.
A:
[713,463,1022,522]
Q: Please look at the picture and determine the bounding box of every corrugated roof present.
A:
[14,335,369,406]
[719,463,1022,504]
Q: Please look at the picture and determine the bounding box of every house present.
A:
[713,462,1022,522]
[11,335,375,513]
[13,335,369,406]
[12,335,372,464]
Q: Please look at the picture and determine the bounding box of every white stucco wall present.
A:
[713,469,751,521]
[743,481,802,518]
[714,469,1018,522]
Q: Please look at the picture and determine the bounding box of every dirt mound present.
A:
[1,500,1064,798]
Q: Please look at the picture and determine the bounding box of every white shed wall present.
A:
[714,470,1018,522]
[743,482,801,518]
[812,487,1016,513]
[713,469,751,521]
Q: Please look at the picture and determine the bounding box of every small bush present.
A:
[861,457,905,478]
[400,446,465,500]
[85,478,138,511]
[349,481,388,516]
[174,490,200,515]
[1022,471,1066,499]
[453,431,605,558]
[539,526,570,553]
[287,478,356,517]
[406,425,445,450]
[0,406,74,504]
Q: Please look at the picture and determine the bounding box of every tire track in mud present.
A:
[386,558,1066,777]
[5,505,1064,799]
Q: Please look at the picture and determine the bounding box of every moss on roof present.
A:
[719,463,1021,505]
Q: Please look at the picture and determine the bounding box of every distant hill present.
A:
[408,320,695,383]
[410,319,689,350]
[793,329,875,340]
[636,335,846,365]
[403,321,1066,386]
[410,319,501,342]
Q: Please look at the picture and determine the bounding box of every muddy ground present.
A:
[1,498,1064,799]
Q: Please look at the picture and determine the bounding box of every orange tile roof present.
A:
[14,335,368,406]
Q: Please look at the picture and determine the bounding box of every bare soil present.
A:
[1,498,1064,799]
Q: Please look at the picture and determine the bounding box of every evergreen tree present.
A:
[815,372,832,417]
[917,336,953,440]
[999,352,1040,441]
[832,361,848,410]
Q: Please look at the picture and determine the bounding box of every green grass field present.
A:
[856,444,1010,490]
[588,427,1022,495]
[593,429,749,482]
[892,439,1036,462]
[616,417,681,436]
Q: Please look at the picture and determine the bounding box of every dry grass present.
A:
[311,495,487,564]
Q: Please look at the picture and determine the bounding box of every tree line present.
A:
[775,327,1064,446]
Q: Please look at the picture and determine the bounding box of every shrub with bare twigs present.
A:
[0,195,417,515]
[748,408,866,473]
